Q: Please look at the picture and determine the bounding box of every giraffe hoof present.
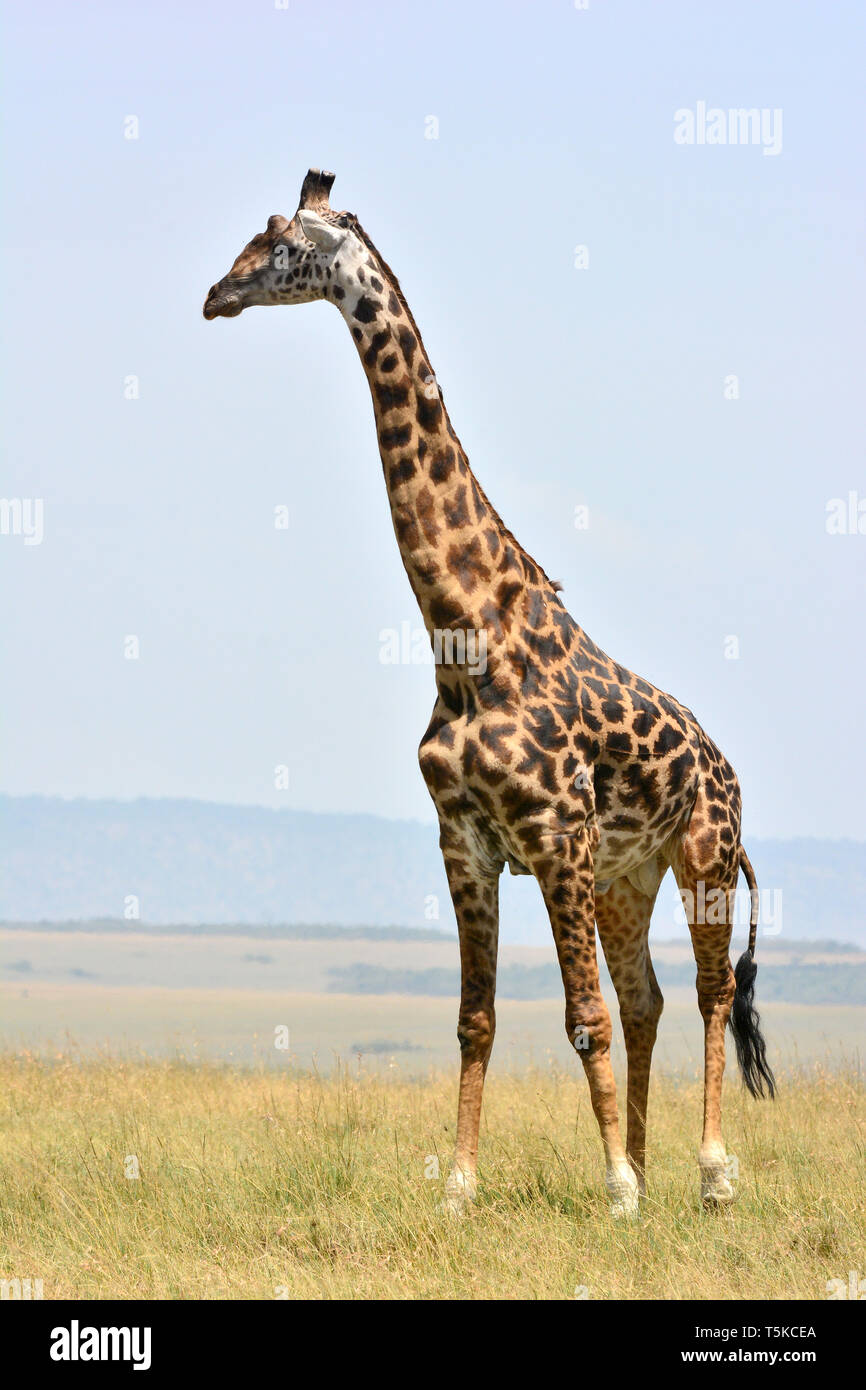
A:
[606,1164,640,1219]
[440,1169,477,1217]
[700,1167,735,1206]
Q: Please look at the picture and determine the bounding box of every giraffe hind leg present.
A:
[669,812,739,1206]
[596,859,665,1196]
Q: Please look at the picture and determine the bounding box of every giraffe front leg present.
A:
[439,834,501,1216]
[532,840,639,1219]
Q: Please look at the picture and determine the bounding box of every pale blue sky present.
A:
[2,0,864,838]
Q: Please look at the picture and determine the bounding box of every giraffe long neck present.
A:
[330,235,554,663]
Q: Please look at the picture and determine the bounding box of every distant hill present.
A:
[1,796,864,947]
[327,955,866,1006]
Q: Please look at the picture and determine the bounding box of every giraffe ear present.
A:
[297,209,346,252]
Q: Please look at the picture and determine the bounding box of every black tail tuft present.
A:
[729,950,776,1099]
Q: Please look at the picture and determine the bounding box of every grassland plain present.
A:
[0,1055,863,1301]
[1,982,863,1075]
[2,925,863,1073]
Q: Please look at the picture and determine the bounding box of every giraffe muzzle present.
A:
[203,288,243,320]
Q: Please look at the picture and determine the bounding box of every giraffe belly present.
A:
[592,815,675,882]
[591,754,700,882]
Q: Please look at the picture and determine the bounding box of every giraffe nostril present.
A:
[204,284,228,319]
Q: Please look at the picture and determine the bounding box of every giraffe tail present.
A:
[728,845,776,1100]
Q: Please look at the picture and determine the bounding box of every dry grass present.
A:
[0,1054,862,1300]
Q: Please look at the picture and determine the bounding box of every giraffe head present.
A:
[203,168,362,320]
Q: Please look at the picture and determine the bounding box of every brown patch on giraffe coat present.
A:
[398,325,417,366]
[416,392,442,432]
[429,448,456,484]
[446,536,490,594]
[415,486,440,545]
[388,457,418,488]
[364,329,392,366]
[353,294,380,323]
[375,379,411,412]
[378,423,413,450]
[443,485,471,529]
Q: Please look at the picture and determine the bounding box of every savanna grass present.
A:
[0,1053,862,1300]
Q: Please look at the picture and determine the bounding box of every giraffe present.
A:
[203,169,775,1217]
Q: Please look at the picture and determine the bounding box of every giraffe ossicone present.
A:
[203,168,776,1219]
